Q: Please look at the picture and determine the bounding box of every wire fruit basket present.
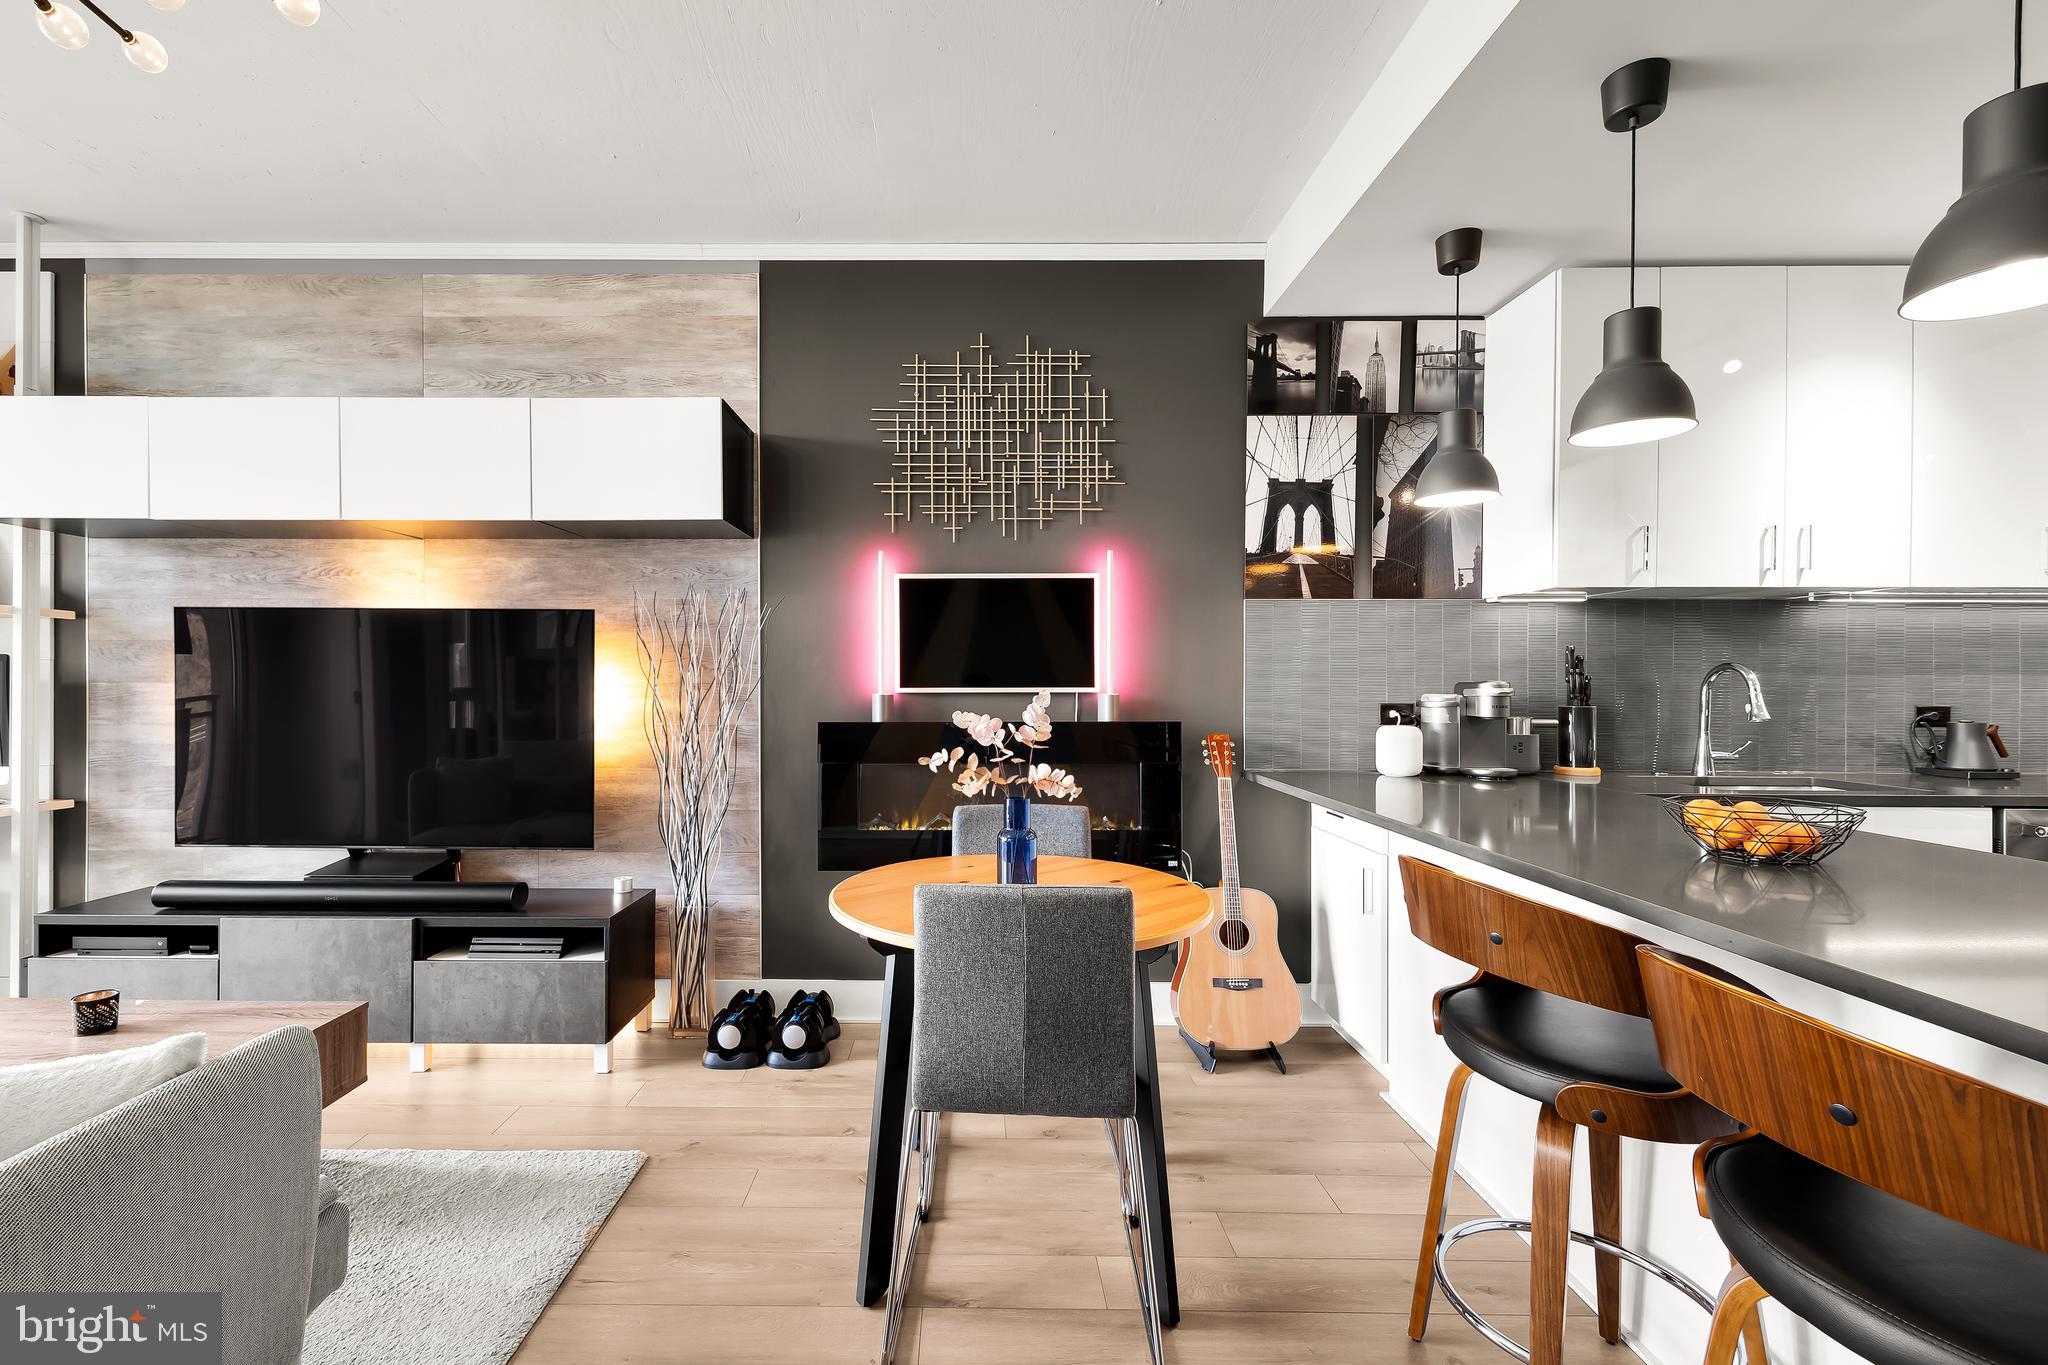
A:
[1659,795,1866,867]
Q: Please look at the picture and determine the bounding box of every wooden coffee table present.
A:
[0,998,370,1106]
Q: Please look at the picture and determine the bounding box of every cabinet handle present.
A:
[1760,525,1779,583]
[1636,524,1652,578]
[1802,524,1815,577]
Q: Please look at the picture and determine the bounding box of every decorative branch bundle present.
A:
[635,589,766,1036]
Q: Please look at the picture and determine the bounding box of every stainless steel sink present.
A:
[1640,774,1908,797]
[1685,782,1849,795]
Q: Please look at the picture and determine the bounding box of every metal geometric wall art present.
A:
[872,334,1119,539]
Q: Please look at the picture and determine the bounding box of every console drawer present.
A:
[412,956,609,1044]
[26,954,220,1001]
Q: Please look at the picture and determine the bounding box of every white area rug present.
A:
[304,1148,644,1365]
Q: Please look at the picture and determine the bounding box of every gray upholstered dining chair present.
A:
[951,802,1092,858]
[880,883,1162,1365]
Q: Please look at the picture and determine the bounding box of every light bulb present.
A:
[147,0,185,10]
[274,0,320,26]
[123,29,169,72]
[36,1,90,49]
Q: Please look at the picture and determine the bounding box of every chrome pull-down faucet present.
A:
[1694,662,1771,778]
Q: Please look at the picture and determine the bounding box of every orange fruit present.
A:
[1681,798,1766,850]
[1722,801,1772,848]
[1680,798,1734,845]
[1743,819,1820,859]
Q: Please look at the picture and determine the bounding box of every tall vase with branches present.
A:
[635,590,766,1036]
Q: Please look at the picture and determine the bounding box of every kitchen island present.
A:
[1253,769,2048,1365]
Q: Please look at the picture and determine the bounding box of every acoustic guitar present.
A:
[1169,732,1301,1072]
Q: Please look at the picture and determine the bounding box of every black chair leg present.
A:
[857,944,914,1307]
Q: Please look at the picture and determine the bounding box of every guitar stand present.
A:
[1178,1027,1287,1075]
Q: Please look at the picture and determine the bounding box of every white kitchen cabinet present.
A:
[147,397,341,522]
[1308,806,1389,1063]
[1486,267,1662,593]
[340,397,532,523]
[0,397,150,519]
[1478,273,1559,597]
[530,397,750,533]
[1554,269,1663,589]
[1912,307,2048,586]
[1656,267,1788,588]
[1785,267,1913,588]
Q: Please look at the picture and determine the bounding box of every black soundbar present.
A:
[149,880,530,912]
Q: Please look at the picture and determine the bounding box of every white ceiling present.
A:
[1,0,1421,250]
[1270,0,2030,315]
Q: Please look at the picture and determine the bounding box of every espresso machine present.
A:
[1419,680,1549,779]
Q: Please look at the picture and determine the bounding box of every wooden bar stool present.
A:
[1638,946,2048,1365]
[1399,856,1741,1365]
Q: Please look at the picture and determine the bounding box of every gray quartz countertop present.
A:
[1250,769,2048,1065]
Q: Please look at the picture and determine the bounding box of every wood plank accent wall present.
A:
[85,271,761,427]
[79,272,762,974]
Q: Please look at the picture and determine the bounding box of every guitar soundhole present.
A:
[1217,919,1252,952]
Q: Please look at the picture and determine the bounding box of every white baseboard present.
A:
[713,978,1332,1027]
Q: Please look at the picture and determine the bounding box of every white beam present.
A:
[2,240,1263,263]
[1262,0,1517,315]
[11,212,46,396]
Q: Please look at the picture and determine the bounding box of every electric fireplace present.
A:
[818,721,1181,871]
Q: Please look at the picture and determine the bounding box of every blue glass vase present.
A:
[997,795,1038,885]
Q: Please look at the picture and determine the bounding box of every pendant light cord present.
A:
[1628,120,1638,309]
[2018,0,2026,91]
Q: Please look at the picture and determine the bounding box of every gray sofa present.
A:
[0,1026,348,1365]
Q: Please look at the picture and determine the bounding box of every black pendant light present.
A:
[1902,0,2048,320]
[1414,227,1500,508]
[1568,57,1698,449]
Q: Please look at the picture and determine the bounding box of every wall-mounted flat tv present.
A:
[173,607,595,850]
[896,573,1098,692]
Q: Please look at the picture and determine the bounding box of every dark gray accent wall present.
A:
[1247,598,2048,776]
[761,261,1308,979]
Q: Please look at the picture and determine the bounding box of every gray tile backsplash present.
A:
[1244,599,2046,776]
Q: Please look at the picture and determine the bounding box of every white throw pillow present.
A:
[0,1031,208,1162]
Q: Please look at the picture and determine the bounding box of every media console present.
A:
[24,885,656,1073]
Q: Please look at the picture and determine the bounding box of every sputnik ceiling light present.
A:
[1901,0,2048,320]
[29,0,319,74]
[1413,226,1501,509]
[1568,57,1698,449]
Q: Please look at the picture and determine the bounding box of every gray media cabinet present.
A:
[25,886,657,1073]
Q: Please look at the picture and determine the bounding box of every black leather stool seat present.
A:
[1707,1137,2048,1365]
[1437,979,1677,1104]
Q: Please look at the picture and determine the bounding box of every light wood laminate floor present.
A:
[321,1025,1638,1364]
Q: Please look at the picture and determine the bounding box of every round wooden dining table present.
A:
[829,854,1214,1327]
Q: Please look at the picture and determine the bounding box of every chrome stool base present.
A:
[1433,1217,1734,1365]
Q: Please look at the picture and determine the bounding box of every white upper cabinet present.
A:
[1912,307,2048,586]
[0,397,150,519]
[1485,267,1660,593]
[1785,266,1913,588]
[530,397,748,532]
[1554,268,1662,589]
[339,398,532,523]
[147,397,342,522]
[1656,267,1789,588]
[1480,273,1559,597]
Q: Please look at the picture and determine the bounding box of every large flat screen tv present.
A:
[173,607,595,849]
[896,573,1097,692]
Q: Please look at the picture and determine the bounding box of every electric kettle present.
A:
[1911,713,2019,777]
